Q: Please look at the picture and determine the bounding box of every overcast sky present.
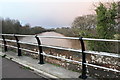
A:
[0,0,119,28]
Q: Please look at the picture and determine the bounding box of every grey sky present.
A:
[0,0,119,28]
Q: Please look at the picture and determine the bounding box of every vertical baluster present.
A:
[79,37,87,79]
[35,35,44,64]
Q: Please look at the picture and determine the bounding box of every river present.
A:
[20,32,81,49]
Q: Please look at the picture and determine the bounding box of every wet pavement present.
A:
[2,58,48,80]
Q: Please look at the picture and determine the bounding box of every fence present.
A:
[0,34,120,79]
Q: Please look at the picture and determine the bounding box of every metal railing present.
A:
[0,34,120,79]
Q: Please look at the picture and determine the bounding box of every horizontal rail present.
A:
[85,63,120,73]
[17,47,83,64]
[0,34,15,36]
[15,34,35,37]
[5,39,16,43]
[83,38,120,42]
[0,34,34,37]
[0,43,18,49]
[18,41,83,53]
[1,34,120,42]
[19,48,83,64]
[0,34,79,40]
[18,41,38,46]
[42,52,82,64]
[3,39,83,53]
[38,36,79,40]
[0,43,38,54]
[84,51,120,58]
[41,44,82,53]
[0,39,82,53]
[6,45,18,49]
[0,39,38,46]
[38,36,120,42]
[19,48,38,54]
[1,39,120,58]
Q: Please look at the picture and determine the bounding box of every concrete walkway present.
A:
[0,51,94,80]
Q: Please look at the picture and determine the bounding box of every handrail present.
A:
[84,51,120,58]
[83,38,120,42]
[0,34,120,42]
[5,39,16,43]
[84,63,120,73]
[0,34,120,79]
[1,38,120,58]
[42,52,82,64]
[0,34,34,37]
[41,44,82,53]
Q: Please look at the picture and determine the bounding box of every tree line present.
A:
[56,2,120,39]
[55,2,120,53]
[1,18,54,35]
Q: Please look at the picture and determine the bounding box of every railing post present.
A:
[14,34,22,56]
[79,37,87,79]
[2,35,7,52]
[35,35,44,64]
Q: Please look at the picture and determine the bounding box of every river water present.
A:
[20,32,81,49]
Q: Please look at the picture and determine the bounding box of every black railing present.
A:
[35,35,44,64]
[0,34,120,79]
